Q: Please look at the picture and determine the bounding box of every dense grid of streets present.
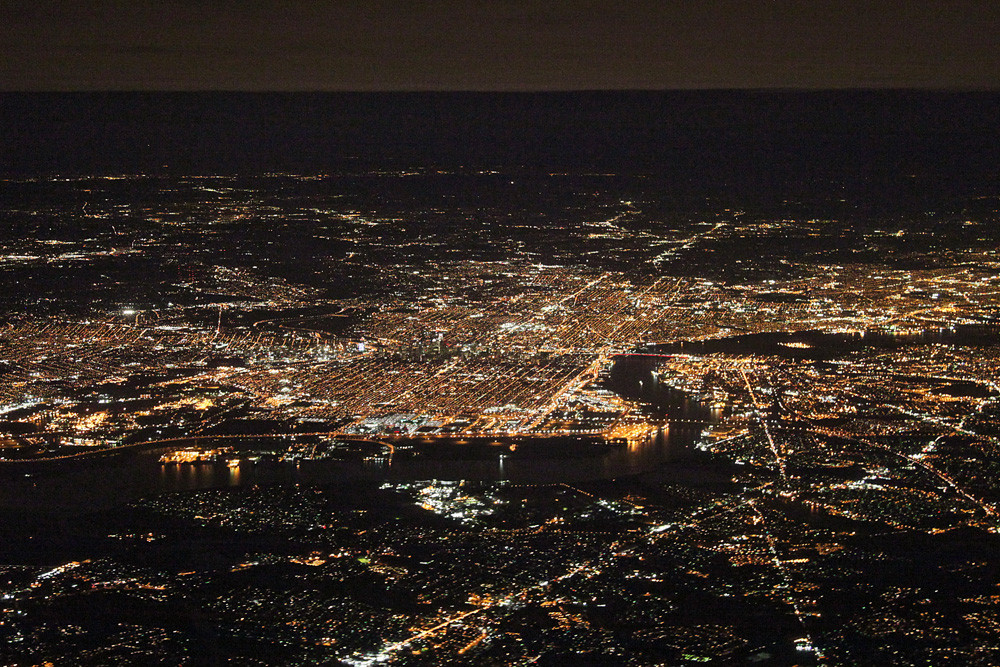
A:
[4,255,1000,458]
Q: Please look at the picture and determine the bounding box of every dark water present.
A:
[0,420,709,514]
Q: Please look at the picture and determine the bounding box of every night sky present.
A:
[3,0,1000,91]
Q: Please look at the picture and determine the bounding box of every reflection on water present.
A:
[380,421,708,485]
[158,459,244,490]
